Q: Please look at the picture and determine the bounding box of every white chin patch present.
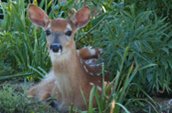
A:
[49,50,63,62]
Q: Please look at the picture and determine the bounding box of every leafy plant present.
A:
[82,2,172,95]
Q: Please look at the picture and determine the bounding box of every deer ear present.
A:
[28,4,50,28]
[72,6,90,29]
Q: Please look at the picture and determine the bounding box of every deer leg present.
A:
[28,74,56,101]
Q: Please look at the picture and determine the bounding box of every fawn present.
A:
[27,4,109,112]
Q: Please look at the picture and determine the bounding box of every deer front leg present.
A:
[28,73,56,101]
[78,47,103,60]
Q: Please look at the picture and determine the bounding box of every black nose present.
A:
[50,44,62,52]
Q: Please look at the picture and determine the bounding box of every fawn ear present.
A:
[28,4,50,28]
[72,6,90,29]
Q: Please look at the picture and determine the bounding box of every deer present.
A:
[27,4,109,112]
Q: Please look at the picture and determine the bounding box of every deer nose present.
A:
[50,44,62,53]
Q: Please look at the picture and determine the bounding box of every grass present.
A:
[0,0,172,113]
[88,2,172,94]
[0,83,57,113]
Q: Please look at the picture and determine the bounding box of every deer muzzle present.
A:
[50,43,62,53]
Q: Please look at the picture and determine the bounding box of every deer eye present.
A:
[65,30,72,36]
[45,29,51,36]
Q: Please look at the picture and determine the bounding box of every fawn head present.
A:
[28,4,90,60]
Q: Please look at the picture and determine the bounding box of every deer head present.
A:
[28,4,90,62]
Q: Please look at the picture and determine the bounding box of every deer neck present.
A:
[50,47,87,101]
[51,46,86,80]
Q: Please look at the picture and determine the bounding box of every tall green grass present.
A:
[0,0,51,79]
[82,1,172,95]
[83,47,160,113]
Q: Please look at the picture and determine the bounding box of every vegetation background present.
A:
[0,0,172,113]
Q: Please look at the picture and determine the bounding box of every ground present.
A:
[0,80,172,113]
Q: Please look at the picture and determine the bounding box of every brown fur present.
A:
[27,4,109,111]
[79,47,101,59]
[50,19,68,32]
